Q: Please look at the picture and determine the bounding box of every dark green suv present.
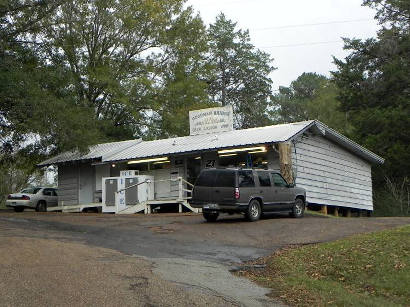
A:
[190,168,306,222]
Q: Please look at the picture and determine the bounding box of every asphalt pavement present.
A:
[0,211,408,306]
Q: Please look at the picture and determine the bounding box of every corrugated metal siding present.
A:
[57,164,79,206]
[293,134,373,210]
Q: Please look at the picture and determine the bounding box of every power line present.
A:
[260,40,344,48]
[251,19,372,31]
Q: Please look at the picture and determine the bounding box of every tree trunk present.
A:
[278,142,293,184]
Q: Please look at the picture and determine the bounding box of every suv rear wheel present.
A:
[291,198,304,218]
[203,212,219,222]
[246,199,261,222]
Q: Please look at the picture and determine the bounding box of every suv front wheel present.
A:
[246,199,262,222]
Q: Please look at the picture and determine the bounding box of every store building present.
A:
[39,112,383,214]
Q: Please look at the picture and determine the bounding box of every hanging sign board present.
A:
[189,105,234,135]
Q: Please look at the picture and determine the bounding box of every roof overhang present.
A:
[38,120,384,167]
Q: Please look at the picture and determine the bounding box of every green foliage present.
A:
[36,0,202,138]
[306,82,351,133]
[244,225,410,306]
[1,0,211,195]
[154,7,215,138]
[332,0,410,187]
[373,188,409,217]
[363,0,410,29]
[272,72,327,122]
[207,13,275,128]
[271,73,350,133]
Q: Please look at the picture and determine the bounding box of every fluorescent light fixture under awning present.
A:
[153,160,171,165]
[218,146,266,155]
[127,157,168,164]
[248,148,267,154]
[219,153,238,157]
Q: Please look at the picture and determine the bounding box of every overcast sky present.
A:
[187,0,380,91]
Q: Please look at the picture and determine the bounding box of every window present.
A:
[215,170,236,187]
[43,189,53,196]
[271,173,288,187]
[239,170,255,187]
[52,189,58,196]
[195,170,217,187]
[257,171,271,187]
[21,187,41,194]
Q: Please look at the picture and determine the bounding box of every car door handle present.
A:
[215,190,220,193]
[259,190,263,193]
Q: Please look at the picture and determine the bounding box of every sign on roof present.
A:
[189,105,234,135]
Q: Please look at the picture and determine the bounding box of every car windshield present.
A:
[20,187,42,194]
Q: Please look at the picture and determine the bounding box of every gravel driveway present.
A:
[0,211,408,306]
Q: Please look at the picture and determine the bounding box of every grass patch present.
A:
[239,225,410,306]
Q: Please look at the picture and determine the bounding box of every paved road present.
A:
[0,211,408,306]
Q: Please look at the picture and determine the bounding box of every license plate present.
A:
[203,204,218,209]
[12,202,16,205]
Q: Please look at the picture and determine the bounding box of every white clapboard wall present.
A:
[292,133,373,210]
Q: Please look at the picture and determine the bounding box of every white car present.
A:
[6,187,58,212]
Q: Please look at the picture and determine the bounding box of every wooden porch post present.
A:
[278,142,293,184]
[178,177,183,201]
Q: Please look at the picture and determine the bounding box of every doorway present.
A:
[186,157,202,185]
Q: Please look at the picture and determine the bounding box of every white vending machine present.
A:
[102,175,154,213]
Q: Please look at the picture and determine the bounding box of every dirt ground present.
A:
[0,237,236,307]
[0,211,409,306]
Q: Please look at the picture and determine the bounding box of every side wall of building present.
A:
[292,133,373,210]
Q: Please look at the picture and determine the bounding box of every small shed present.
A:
[39,120,383,213]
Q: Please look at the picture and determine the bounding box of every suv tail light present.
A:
[22,195,30,200]
[7,194,12,199]
[234,187,240,200]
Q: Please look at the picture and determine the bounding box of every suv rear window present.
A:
[238,170,255,187]
[195,170,217,186]
[215,170,235,187]
[195,170,235,187]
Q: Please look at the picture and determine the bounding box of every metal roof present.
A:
[38,120,384,166]
[38,139,142,166]
[106,121,316,162]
